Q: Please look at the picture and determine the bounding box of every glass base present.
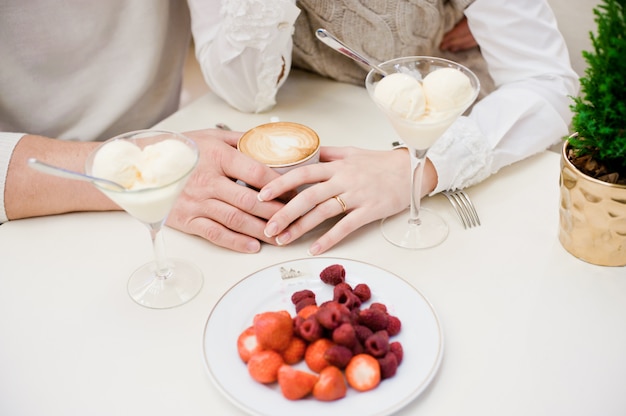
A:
[381,208,449,249]
[127,258,203,309]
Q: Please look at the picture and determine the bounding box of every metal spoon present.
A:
[315,28,388,76]
[28,158,126,191]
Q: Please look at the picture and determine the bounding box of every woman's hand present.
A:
[167,128,285,253]
[258,146,423,255]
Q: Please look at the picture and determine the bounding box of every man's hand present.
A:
[440,17,477,52]
[167,129,285,253]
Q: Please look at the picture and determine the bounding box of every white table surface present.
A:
[1,70,625,416]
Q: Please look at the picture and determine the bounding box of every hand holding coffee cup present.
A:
[237,121,320,175]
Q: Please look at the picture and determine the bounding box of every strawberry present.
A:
[304,338,334,373]
[345,353,381,392]
[281,336,306,365]
[277,365,319,400]
[253,310,294,352]
[312,366,347,401]
[247,350,284,384]
[297,304,319,319]
[237,326,264,363]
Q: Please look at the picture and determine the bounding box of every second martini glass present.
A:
[365,56,480,249]
[85,129,202,309]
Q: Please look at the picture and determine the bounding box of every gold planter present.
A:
[559,141,626,266]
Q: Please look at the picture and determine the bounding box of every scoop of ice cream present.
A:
[373,73,426,121]
[92,138,196,190]
[422,68,473,112]
[137,139,197,188]
[91,140,142,188]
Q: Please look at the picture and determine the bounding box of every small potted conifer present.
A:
[559,0,626,266]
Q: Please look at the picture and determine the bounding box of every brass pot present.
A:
[559,141,626,266]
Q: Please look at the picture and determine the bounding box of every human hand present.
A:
[166,128,284,253]
[257,146,418,255]
[439,17,477,52]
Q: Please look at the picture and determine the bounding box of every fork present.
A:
[443,190,481,229]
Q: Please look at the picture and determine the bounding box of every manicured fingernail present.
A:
[275,232,291,246]
[264,221,278,238]
[246,240,261,253]
[258,189,271,202]
[307,243,321,256]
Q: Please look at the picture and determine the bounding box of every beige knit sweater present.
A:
[291,0,494,98]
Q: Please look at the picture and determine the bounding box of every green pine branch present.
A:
[569,0,626,172]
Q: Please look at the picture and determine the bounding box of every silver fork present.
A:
[443,190,481,229]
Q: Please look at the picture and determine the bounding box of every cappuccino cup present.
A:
[237,121,320,175]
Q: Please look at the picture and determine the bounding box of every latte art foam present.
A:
[238,122,320,167]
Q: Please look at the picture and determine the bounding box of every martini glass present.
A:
[85,129,202,309]
[365,56,480,249]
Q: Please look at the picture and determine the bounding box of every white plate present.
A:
[202,257,443,416]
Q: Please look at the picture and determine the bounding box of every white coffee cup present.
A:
[237,121,320,174]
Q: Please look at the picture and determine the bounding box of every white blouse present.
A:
[0,0,579,222]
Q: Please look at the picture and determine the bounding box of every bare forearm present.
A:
[5,135,119,220]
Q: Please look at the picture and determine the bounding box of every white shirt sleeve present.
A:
[0,133,26,223]
[427,0,579,193]
[187,0,300,113]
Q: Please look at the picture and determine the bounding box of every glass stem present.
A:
[409,148,428,226]
[148,222,171,279]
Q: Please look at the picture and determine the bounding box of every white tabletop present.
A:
[1,70,625,416]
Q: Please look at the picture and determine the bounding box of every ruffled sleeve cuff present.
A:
[427,116,493,194]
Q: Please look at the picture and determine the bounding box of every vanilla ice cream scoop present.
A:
[422,67,474,112]
[373,73,426,121]
[92,139,196,190]
[137,140,197,188]
[91,140,142,188]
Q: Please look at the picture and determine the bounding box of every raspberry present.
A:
[297,315,324,342]
[364,330,390,358]
[291,289,315,305]
[333,284,362,310]
[389,341,404,365]
[353,324,373,344]
[315,301,350,330]
[294,296,317,314]
[358,308,389,332]
[351,341,364,355]
[319,264,346,285]
[353,283,371,302]
[369,302,388,313]
[377,351,399,380]
[324,344,353,369]
[386,315,402,336]
[332,322,358,348]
